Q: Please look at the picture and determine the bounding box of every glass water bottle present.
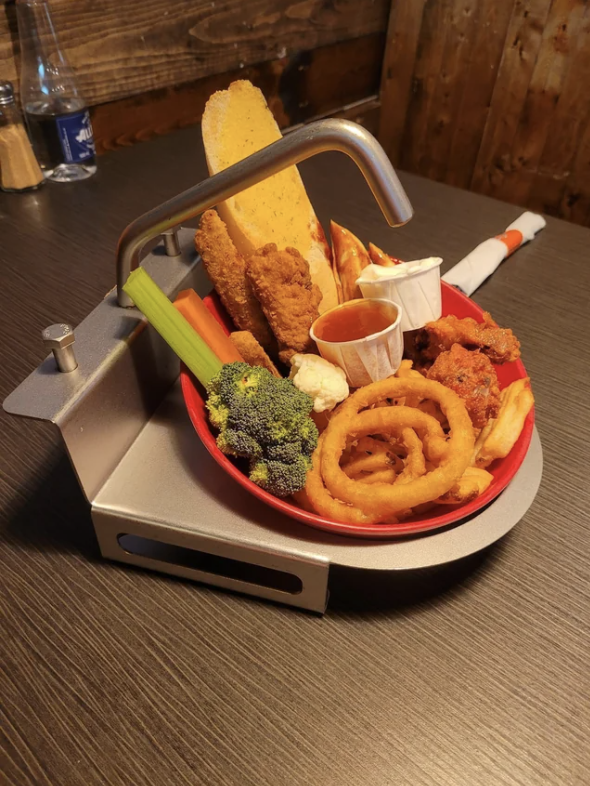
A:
[16,0,97,182]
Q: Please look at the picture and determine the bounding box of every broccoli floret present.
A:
[299,417,319,454]
[217,428,262,460]
[209,362,265,407]
[206,362,318,495]
[265,442,303,463]
[206,391,229,431]
[250,456,313,498]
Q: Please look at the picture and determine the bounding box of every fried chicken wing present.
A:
[426,344,501,429]
[246,244,321,364]
[195,210,276,352]
[416,312,521,364]
[230,331,281,377]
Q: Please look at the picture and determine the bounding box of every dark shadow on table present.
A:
[3,445,512,619]
[3,452,100,561]
[327,538,510,616]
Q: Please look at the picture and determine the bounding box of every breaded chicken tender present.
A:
[246,244,322,364]
[230,331,281,377]
[427,344,501,429]
[195,210,276,352]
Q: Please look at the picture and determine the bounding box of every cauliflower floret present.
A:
[289,354,349,413]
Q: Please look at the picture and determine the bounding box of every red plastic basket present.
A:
[181,282,534,539]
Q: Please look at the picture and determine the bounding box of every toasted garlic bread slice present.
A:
[201,80,338,313]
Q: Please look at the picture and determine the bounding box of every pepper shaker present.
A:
[0,81,44,192]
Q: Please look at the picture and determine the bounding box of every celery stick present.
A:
[123,268,222,387]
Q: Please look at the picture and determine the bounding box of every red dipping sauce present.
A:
[312,299,399,343]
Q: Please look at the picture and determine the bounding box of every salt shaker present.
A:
[0,81,44,192]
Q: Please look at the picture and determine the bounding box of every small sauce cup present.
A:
[356,257,443,332]
[310,298,403,388]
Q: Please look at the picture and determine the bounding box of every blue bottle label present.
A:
[56,110,96,164]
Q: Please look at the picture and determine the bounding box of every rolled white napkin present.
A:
[442,212,546,296]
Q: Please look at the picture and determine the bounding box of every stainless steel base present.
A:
[93,382,543,613]
[4,227,543,615]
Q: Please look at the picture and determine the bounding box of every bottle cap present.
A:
[0,81,15,107]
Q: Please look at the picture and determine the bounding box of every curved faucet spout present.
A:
[116,118,413,307]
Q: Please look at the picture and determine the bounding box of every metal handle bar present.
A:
[116,118,413,307]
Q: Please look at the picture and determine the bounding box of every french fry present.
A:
[473,378,534,468]
[437,467,493,505]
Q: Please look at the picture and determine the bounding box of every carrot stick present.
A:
[173,289,244,364]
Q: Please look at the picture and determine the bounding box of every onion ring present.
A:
[320,378,474,516]
[354,436,392,455]
[343,452,392,477]
[397,428,426,483]
[351,436,405,472]
[356,469,397,485]
[304,435,385,525]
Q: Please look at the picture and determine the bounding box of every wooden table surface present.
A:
[1,127,589,786]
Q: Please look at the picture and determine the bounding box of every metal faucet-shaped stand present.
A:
[116,119,413,307]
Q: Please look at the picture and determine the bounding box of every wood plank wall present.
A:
[2,0,590,226]
[379,0,590,226]
[0,0,389,150]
